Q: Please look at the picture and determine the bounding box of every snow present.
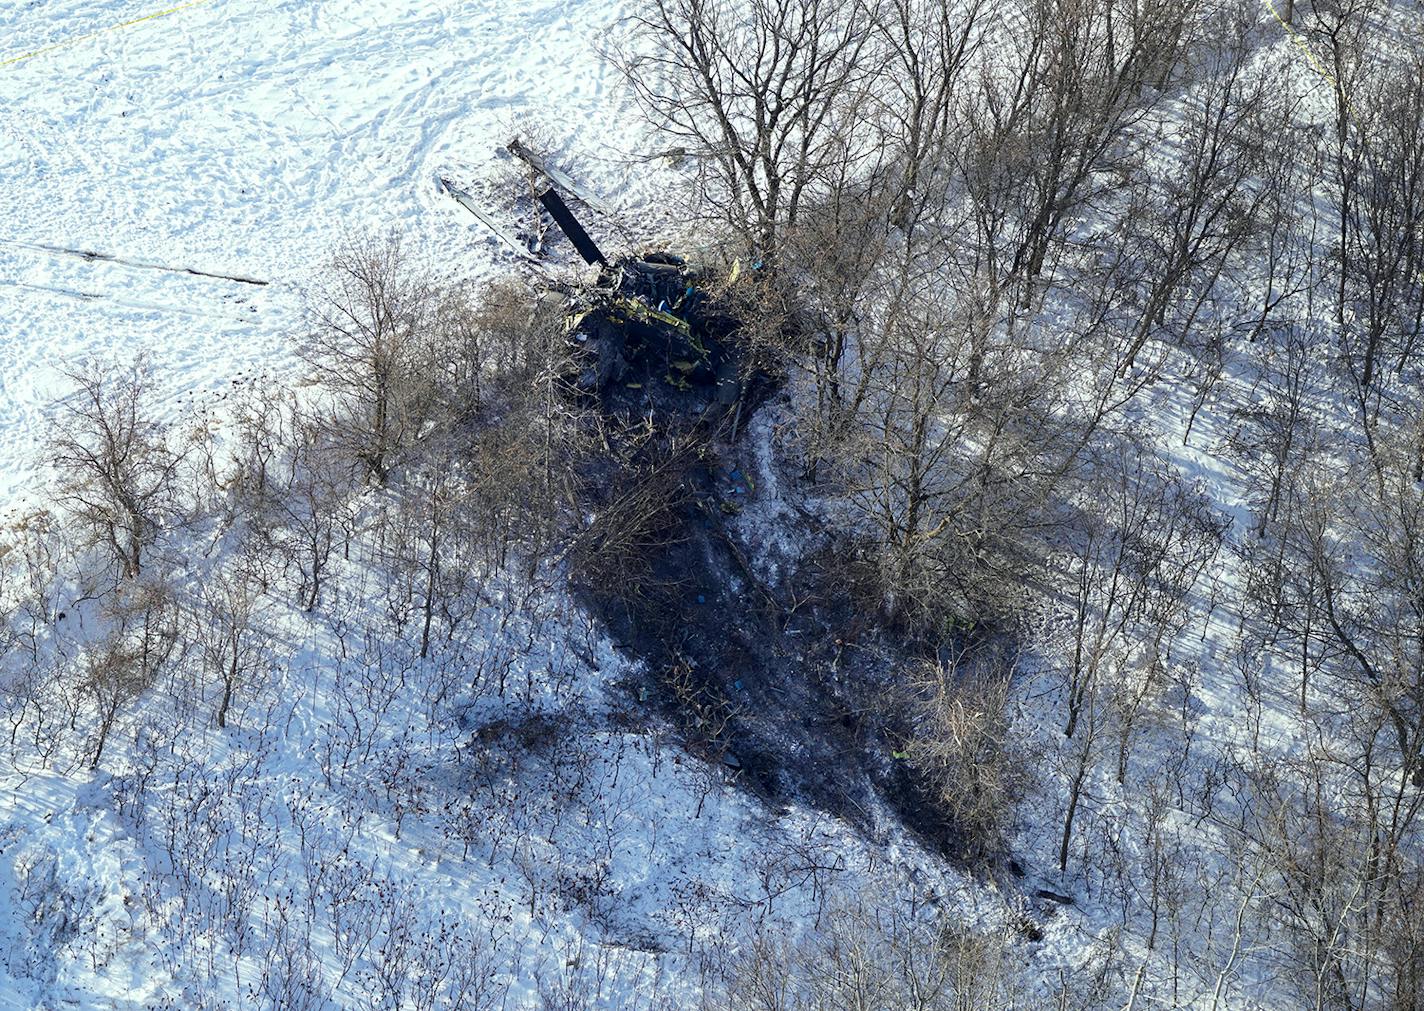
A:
[0,5,988,1007]
[0,548,982,1007]
[0,0,642,511]
[0,0,1404,1007]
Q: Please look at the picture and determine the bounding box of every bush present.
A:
[898,653,1026,864]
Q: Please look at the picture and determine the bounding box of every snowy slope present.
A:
[3,0,1406,1008]
[0,5,987,1008]
[0,557,973,1009]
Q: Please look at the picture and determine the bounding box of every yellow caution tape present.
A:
[2,0,211,68]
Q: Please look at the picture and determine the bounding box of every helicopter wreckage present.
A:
[439,141,749,412]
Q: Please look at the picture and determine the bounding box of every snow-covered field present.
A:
[0,0,642,509]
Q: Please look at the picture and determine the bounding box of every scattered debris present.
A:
[437,176,544,264]
[444,146,967,860]
[507,137,615,215]
[3,238,268,285]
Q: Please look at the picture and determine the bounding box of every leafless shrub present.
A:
[275,414,353,613]
[439,278,590,571]
[302,231,443,484]
[49,359,186,583]
[716,896,1027,1010]
[0,508,66,666]
[189,559,272,728]
[373,449,484,659]
[0,518,79,774]
[898,652,1025,864]
[82,575,180,769]
[251,909,338,1011]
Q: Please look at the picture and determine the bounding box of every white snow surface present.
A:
[0,0,646,511]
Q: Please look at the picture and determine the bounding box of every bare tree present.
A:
[614,0,881,262]
[1119,6,1275,372]
[1245,747,1387,1010]
[1382,870,1424,1011]
[980,0,1193,304]
[872,0,989,232]
[1281,437,1424,813]
[1058,442,1221,746]
[810,246,1091,627]
[303,231,441,484]
[1049,443,1220,873]
[49,360,185,582]
[1336,48,1424,436]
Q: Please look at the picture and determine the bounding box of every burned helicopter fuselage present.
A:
[533,182,740,408]
[569,255,739,406]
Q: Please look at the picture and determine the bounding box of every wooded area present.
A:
[3,0,1424,1007]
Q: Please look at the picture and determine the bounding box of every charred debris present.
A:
[443,143,971,861]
